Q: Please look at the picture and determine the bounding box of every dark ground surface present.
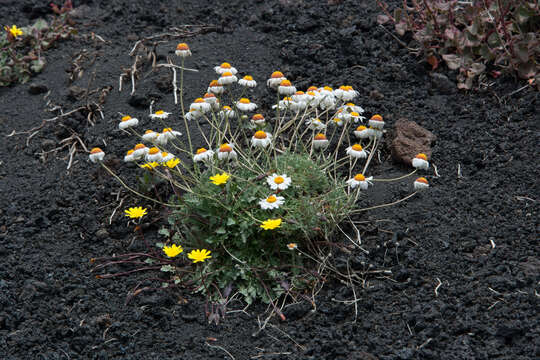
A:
[1,0,539,359]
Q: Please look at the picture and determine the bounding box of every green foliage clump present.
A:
[377,0,540,89]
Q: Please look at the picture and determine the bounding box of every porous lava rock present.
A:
[391,118,436,165]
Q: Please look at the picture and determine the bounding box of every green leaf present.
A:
[30,59,46,73]
[32,19,49,31]
[144,258,156,264]
[158,228,170,237]
[160,265,175,273]
[226,218,236,226]
[155,242,164,248]
[215,227,227,234]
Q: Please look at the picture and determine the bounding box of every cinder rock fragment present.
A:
[391,119,436,166]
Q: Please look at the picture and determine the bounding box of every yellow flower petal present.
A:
[209,172,230,185]
[124,206,148,219]
[260,218,282,230]
[163,244,183,258]
[188,249,212,263]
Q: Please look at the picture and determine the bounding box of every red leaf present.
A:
[427,55,439,70]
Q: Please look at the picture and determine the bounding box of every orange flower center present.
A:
[176,43,189,50]
[339,85,347,90]
[196,148,207,154]
[283,97,292,101]
[194,98,204,103]
[162,128,172,133]
[271,71,284,78]
[295,91,305,95]
[222,71,233,77]
[155,110,164,115]
[239,98,251,104]
[220,144,232,152]
[209,80,220,87]
[346,102,355,106]
[254,131,267,139]
[354,174,366,181]
[252,114,264,120]
[274,176,285,184]
[127,149,134,155]
[280,79,292,87]
[161,152,168,157]
[243,75,253,81]
[90,147,102,154]
[145,130,155,134]
[220,62,231,68]
[204,93,215,99]
[371,114,383,121]
[352,144,363,151]
[323,86,333,91]
[134,143,146,150]
[266,195,277,203]
[148,147,160,155]
[314,133,327,141]
[223,106,232,111]
[307,91,316,96]
[356,125,367,131]
[416,153,428,161]
[121,115,131,121]
[307,86,318,91]
[416,177,428,184]
[351,112,360,116]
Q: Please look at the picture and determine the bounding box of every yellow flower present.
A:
[140,162,159,170]
[209,172,230,185]
[6,25,23,38]
[188,249,212,263]
[163,244,183,258]
[260,218,282,230]
[164,158,180,168]
[124,206,148,219]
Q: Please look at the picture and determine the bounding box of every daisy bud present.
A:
[132,143,149,159]
[217,143,237,161]
[251,113,266,126]
[278,79,296,96]
[124,149,135,162]
[353,125,370,139]
[414,177,429,190]
[146,147,162,162]
[175,43,192,57]
[89,147,105,163]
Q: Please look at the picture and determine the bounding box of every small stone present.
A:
[369,89,384,100]
[430,73,457,94]
[95,228,109,240]
[128,94,150,109]
[391,118,436,166]
[41,139,56,151]
[28,83,48,95]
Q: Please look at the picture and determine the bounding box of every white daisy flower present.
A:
[193,148,214,162]
[347,173,372,190]
[236,98,258,112]
[289,101,307,112]
[238,75,257,88]
[353,125,370,139]
[251,113,266,126]
[155,133,169,145]
[160,152,174,163]
[346,144,367,159]
[306,118,326,131]
[214,62,238,75]
[343,102,365,114]
[292,91,307,103]
[368,114,385,129]
[370,127,384,139]
[318,87,336,110]
[251,131,272,148]
[89,147,105,163]
[124,149,135,162]
[142,130,159,142]
[412,153,430,170]
[287,243,298,250]
[217,143,237,161]
[219,106,237,119]
[267,71,286,88]
[190,98,211,113]
[203,93,218,104]
[305,90,321,107]
[208,80,224,94]
[145,147,162,162]
[175,43,192,57]
[350,111,365,123]
[218,71,237,85]
[118,115,139,130]
[330,116,345,127]
[278,79,296,96]
[272,97,293,110]
[185,109,203,121]
[150,110,171,120]
[334,86,359,101]
[414,177,429,190]
[259,194,285,210]
[312,133,329,150]
[266,173,292,191]
[132,144,149,159]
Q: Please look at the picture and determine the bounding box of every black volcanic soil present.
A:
[0,0,538,359]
